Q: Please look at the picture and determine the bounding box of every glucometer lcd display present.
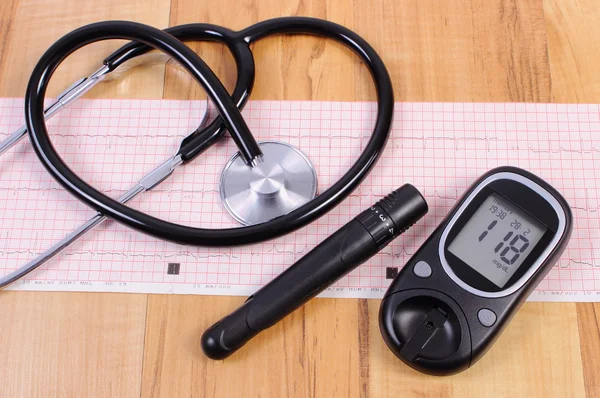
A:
[448,193,547,288]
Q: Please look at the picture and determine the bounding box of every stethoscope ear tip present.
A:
[220,141,318,226]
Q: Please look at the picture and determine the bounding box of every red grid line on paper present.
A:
[0,98,598,296]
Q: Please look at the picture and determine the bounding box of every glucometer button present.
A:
[477,309,497,327]
[413,261,432,278]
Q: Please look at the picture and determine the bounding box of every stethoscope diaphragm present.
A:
[220,141,318,225]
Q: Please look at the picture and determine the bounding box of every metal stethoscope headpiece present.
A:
[0,17,394,287]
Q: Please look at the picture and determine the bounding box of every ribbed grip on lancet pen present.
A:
[201,184,428,360]
[357,183,429,249]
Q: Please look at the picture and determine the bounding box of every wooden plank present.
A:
[0,0,171,99]
[544,0,600,103]
[577,303,600,398]
[0,291,147,396]
[544,1,600,395]
[0,0,18,67]
[352,0,551,102]
[141,295,361,397]
[365,300,586,397]
[0,0,171,396]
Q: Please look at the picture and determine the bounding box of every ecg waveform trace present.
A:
[0,98,598,301]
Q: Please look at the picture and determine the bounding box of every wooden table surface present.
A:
[0,0,598,396]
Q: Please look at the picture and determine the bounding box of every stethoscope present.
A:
[0,17,393,287]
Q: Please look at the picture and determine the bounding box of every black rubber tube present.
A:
[25,18,394,246]
[104,23,256,162]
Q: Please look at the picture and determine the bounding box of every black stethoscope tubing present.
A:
[24,17,394,246]
[123,24,257,162]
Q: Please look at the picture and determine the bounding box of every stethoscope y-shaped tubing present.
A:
[25,17,394,246]
[107,23,257,161]
[0,24,257,288]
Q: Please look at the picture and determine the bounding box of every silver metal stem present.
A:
[250,154,264,168]
[0,154,182,288]
[0,64,110,157]
[0,126,28,157]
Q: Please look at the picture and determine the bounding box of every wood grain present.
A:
[141,295,361,397]
[352,0,551,102]
[0,0,171,99]
[0,0,17,66]
[0,0,598,396]
[544,0,600,103]
[577,303,600,398]
[543,1,600,396]
[0,292,147,396]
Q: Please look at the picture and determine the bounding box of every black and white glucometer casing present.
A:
[379,166,573,375]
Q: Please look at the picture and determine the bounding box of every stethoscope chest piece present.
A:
[219,141,318,226]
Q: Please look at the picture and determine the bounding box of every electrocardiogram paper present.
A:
[0,98,598,302]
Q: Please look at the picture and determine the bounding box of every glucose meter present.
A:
[379,166,573,375]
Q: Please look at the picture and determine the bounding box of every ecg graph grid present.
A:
[0,98,598,301]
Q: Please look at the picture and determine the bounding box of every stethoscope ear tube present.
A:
[24,17,394,247]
